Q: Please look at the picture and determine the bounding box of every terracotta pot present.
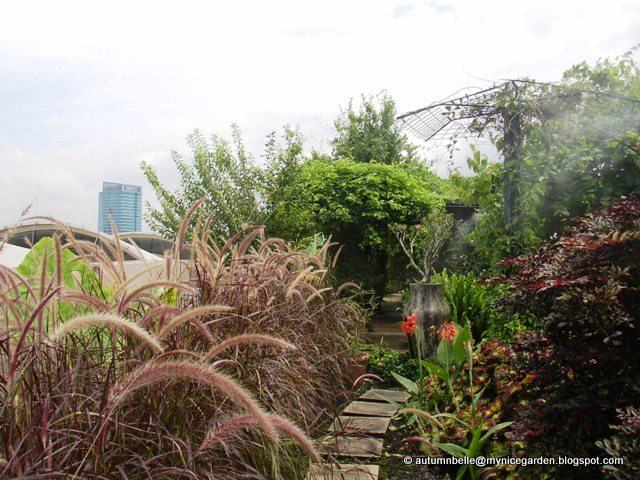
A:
[349,364,366,385]
[403,283,451,358]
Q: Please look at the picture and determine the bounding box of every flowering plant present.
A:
[391,313,429,414]
[437,321,458,342]
[401,313,417,336]
[402,323,514,480]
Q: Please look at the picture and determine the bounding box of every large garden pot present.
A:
[403,283,451,358]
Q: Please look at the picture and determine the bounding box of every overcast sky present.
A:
[0,0,638,231]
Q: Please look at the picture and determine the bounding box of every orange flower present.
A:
[437,322,458,342]
[401,313,417,336]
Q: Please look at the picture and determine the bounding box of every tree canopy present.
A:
[450,53,640,269]
[140,93,453,297]
[141,127,263,240]
[332,91,418,164]
[277,159,450,296]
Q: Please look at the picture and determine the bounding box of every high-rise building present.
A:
[98,182,142,234]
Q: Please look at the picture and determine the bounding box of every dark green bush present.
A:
[359,343,419,382]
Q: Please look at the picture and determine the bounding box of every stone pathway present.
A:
[366,293,407,352]
[307,388,411,480]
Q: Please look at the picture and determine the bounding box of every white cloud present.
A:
[0,0,638,228]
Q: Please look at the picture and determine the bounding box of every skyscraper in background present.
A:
[98,182,142,234]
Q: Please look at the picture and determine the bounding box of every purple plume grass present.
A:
[198,414,320,463]
[204,334,296,361]
[107,361,277,440]
[155,305,233,341]
[50,313,164,354]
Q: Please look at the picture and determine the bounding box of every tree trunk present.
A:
[502,87,523,245]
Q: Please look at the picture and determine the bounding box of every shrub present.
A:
[596,406,640,480]
[0,212,364,479]
[483,311,540,344]
[358,343,419,382]
[431,270,502,341]
[494,196,640,478]
[274,158,449,298]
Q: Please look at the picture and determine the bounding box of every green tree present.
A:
[277,159,449,298]
[141,127,269,240]
[261,127,308,239]
[451,147,545,270]
[142,126,311,241]
[451,52,640,269]
[332,91,417,164]
[534,54,640,234]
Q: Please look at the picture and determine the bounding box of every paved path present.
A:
[366,293,408,351]
[306,387,410,480]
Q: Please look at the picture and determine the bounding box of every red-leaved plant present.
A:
[492,195,640,478]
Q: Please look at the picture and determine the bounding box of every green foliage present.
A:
[450,147,542,269]
[277,159,447,296]
[483,309,541,343]
[332,91,418,165]
[401,328,515,480]
[140,126,265,239]
[359,343,419,382]
[16,237,104,324]
[423,265,539,345]
[261,127,308,240]
[292,159,443,247]
[534,54,640,236]
[431,269,501,341]
[451,53,640,269]
[482,312,539,344]
[17,237,101,294]
[428,269,536,343]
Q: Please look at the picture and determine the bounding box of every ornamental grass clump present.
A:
[0,209,364,479]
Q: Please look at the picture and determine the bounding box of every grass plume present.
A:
[50,312,164,354]
[108,360,277,440]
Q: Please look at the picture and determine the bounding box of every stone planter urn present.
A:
[403,283,451,358]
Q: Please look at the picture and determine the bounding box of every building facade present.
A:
[98,182,142,234]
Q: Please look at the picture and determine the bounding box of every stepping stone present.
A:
[306,463,379,480]
[342,401,398,417]
[359,389,411,404]
[319,436,384,458]
[329,416,390,435]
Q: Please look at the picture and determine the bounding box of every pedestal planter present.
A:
[403,283,451,358]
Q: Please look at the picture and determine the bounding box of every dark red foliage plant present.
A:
[493,196,640,479]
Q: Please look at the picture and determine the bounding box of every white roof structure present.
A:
[0,222,191,287]
[0,243,31,268]
[0,222,166,267]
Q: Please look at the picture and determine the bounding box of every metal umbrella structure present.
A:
[397,82,509,143]
[397,81,531,239]
[396,79,640,244]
